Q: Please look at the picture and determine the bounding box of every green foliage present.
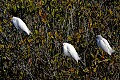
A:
[0,0,120,80]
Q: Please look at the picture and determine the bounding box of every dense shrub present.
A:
[0,0,119,79]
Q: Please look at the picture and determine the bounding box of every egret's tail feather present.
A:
[108,49,115,55]
[110,49,115,54]
[27,30,31,35]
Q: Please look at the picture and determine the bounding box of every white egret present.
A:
[63,43,81,63]
[96,35,115,55]
[11,17,31,35]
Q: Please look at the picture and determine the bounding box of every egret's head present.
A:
[11,17,15,21]
[63,43,68,48]
[63,43,68,46]
[63,43,66,46]
[97,35,103,40]
[11,17,18,25]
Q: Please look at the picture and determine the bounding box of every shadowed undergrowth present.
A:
[0,0,120,80]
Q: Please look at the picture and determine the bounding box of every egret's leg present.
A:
[20,31,23,41]
[101,51,105,59]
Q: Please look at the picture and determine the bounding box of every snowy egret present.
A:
[96,35,115,55]
[11,17,31,35]
[63,43,81,63]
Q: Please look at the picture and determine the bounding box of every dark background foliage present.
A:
[0,0,120,80]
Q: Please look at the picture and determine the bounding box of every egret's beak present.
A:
[10,15,14,21]
[10,17,13,21]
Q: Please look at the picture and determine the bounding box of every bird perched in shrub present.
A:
[96,35,115,55]
[11,17,31,35]
[63,43,81,63]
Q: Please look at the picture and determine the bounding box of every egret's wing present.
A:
[17,18,28,31]
[63,46,71,57]
[66,44,74,57]
[17,18,31,35]
[12,18,19,29]
[102,38,115,54]
[67,44,77,55]
[67,44,80,62]
[102,38,112,50]
[99,40,109,53]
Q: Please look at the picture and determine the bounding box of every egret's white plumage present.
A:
[63,43,80,63]
[11,17,31,35]
[96,35,115,55]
